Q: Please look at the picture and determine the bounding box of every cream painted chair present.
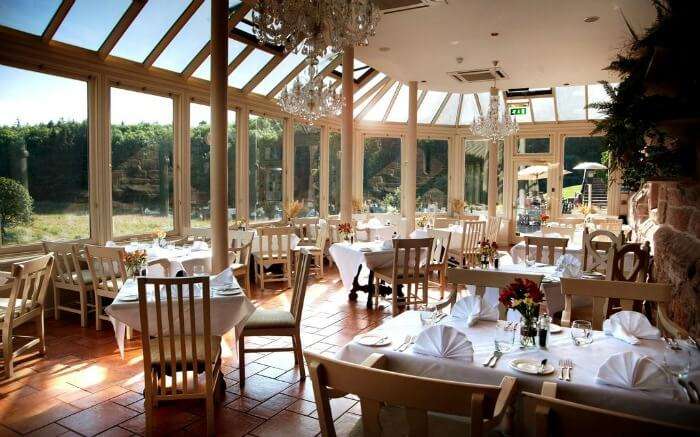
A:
[252,226,295,290]
[42,241,93,327]
[486,215,502,242]
[523,236,568,265]
[137,275,224,437]
[559,278,686,336]
[433,217,455,229]
[294,223,328,278]
[305,351,518,437]
[84,245,127,331]
[292,217,319,244]
[524,382,697,436]
[373,238,433,316]
[239,250,311,387]
[229,239,252,294]
[606,241,650,282]
[448,220,485,267]
[427,229,452,299]
[581,228,623,274]
[1,253,54,379]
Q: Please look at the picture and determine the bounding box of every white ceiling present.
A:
[356,0,656,93]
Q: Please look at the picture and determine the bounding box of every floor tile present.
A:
[249,410,320,437]
[58,402,138,436]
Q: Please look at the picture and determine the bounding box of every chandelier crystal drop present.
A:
[252,0,381,61]
[471,90,519,141]
[277,62,344,123]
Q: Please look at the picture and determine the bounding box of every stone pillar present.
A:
[487,86,499,219]
[210,0,229,272]
[340,46,354,223]
[405,81,418,233]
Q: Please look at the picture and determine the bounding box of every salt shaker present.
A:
[538,314,551,349]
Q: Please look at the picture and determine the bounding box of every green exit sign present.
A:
[510,107,527,116]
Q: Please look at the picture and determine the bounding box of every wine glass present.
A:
[494,320,515,353]
[570,320,593,346]
[664,346,691,379]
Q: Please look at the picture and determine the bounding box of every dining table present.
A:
[336,310,700,433]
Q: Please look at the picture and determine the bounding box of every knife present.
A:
[482,352,496,367]
[678,379,696,403]
[539,359,547,375]
[489,350,503,368]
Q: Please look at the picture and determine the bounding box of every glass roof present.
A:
[417,91,447,124]
[334,59,370,80]
[0,0,61,36]
[111,0,191,63]
[459,94,479,125]
[54,0,131,50]
[587,83,614,119]
[252,51,307,95]
[154,0,210,72]
[354,88,380,118]
[531,97,556,122]
[555,85,586,120]
[364,81,399,121]
[193,39,248,80]
[435,93,460,125]
[354,72,386,100]
[228,49,274,89]
[386,85,409,122]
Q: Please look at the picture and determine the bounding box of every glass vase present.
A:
[519,316,537,349]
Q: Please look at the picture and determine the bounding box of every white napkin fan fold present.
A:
[603,311,660,345]
[412,325,473,361]
[451,295,499,327]
[596,351,678,399]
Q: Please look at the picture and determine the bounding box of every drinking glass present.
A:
[570,320,593,346]
[664,347,691,379]
[494,320,516,353]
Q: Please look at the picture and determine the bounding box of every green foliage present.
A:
[0,177,33,244]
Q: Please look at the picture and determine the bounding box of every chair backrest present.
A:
[433,217,454,229]
[42,241,85,291]
[137,275,214,397]
[326,218,341,243]
[229,239,252,267]
[582,228,623,273]
[305,351,517,437]
[557,217,585,226]
[313,222,329,249]
[523,236,568,265]
[230,229,255,248]
[428,229,451,266]
[391,238,433,286]
[459,214,481,221]
[444,268,544,317]
[523,382,697,437]
[84,245,127,297]
[293,217,319,243]
[459,220,486,255]
[560,278,673,330]
[3,254,54,327]
[290,250,312,325]
[593,217,623,233]
[188,228,211,242]
[486,216,502,242]
[541,224,575,240]
[606,242,650,282]
[257,226,294,260]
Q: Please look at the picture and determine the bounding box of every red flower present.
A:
[499,278,543,309]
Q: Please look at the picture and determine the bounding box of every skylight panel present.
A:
[458,94,479,125]
[0,0,61,36]
[252,51,307,95]
[555,85,586,120]
[364,82,399,121]
[228,49,274,89]
[587,83,615,119]
[354,72,386,101]
[192,39,247,80]
[54,0,131,50]
[111,0,190,62]
[435,94,460,125]
[354,88,381,118]
[417,91,447,124]
[386,85,409,123]
[531,97,556,122]
[154,0,210,73]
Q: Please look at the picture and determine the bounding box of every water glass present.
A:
[494,320,516,353]
[664,347,691,379]
[570,320,593,346]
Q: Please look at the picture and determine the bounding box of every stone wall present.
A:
[630,180,700,336]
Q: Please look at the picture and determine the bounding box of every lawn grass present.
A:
[562,184,582,200]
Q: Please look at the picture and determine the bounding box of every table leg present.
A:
[365,270,375,309]
[349,265,362,301]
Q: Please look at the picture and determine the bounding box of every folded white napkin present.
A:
[553,254,582,278]
[192,240,209,251]
[367,218,383,228]
[451,295,499,327]
[603,311,660,345]
[211,268,234,288]
[105,240,116,247]
[381,239,394,250]
[596,351,678,399]
[412,325,474,361]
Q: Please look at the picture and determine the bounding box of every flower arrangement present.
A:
[451,198,465,217]
[337,222,353,241]
[416,213,431,228]
[478,239,498,267]
[230,217,247,230]
[351,198,367,214]
[499,278,544,347]
[124,250,147,277]
[284,200,303,222]
[540,212,550,224]
[574,204,597,216]
[153,229,167,247]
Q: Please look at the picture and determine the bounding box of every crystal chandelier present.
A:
[252,0,381,61]
[471,62,519,141]
[277,62,344,123]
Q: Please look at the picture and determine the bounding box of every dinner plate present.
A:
[214,288,243,296]
[119,294,139,302]
[509,359,555,375]
[549,323,562,334]
[356,334,391,347]
[582,271,605,279]
[358,247,372,252]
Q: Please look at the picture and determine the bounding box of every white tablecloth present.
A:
[105,275,255,358]
[411,226,477,251]
[356,224,396,241]
[329,241,394,290]
[336,311,700,430]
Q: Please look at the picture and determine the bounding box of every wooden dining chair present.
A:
[523,382,698,437]
[523,236,569,265]
[448,220,486,267]
[137,275,224,437]
[606,241,650,282]
[427,229,452,299]
[373,238,434,316]
[582,228,624,274]
[486,215,502,242]
[252,226,295,290]
[294,223,328,278]
[229,239,252,294]
[174,228,212,245]
[557,217,585,227]
[541,224,576,240]
[42,241,93,327]
[593,217,623,233]
[559,278,686,335]
[438,268,544,316]
[292,217,319,244]
[239,250,312,388]
[1,253,54,379]
[458,213,481,221]
[84,245,127,331]
[305,351,518,437]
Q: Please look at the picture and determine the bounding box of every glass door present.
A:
[513,162,553,236]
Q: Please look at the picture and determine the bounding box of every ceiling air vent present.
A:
[374,0,431,14]
[448,67,508,83]
[505,87,553,98]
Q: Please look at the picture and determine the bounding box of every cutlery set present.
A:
[558,359,573,381]
[394,334,417,352]
[482,350,503,368]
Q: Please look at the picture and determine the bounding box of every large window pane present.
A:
[0,0,61,36]
[189,103,237,228]
[249,114,283,221]
[0,66,89,246]
[293,123,320,217]
[328,131,341,215]
[562,136,608,215]
[363,137,401,213]
[417,139,448,212]
[111,88,173,237]
[555,85,586,120]
[154,0,210,72]
[464,140,504,214]
[517,137,550,154]
[54,0,131,50]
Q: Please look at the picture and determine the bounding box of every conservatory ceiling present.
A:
[0,0,647,126]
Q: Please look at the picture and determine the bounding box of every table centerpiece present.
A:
[499,278,544,348]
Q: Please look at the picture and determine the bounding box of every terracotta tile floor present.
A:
[0,267,420,436]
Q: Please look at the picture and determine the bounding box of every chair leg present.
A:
[238,335,246,388]
[293,332,305,380]
[318,253,324,278]
[36,310,46,355]
[391,284,399,316]
[2,329,13,379]
[206,393,215,436]
[54,287,60,320]
[80,290,88,328]
[95,293,102,331]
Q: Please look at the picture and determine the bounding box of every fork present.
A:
[558,359,565,380]
[399,335,417,352]
[394,334,411,351]
[564,359,573,381]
